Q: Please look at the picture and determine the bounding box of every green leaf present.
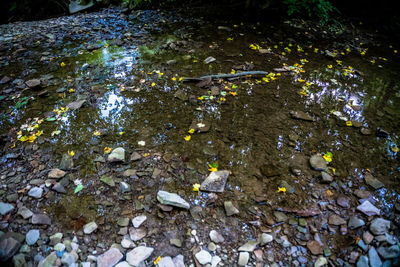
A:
[74,184,84,194]
[46,117,56,121]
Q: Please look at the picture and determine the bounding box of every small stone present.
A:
[224,201,239,216]
[126,246,154,266]
[358,239,368,252]
[132,215,147,228]
[290,110,314,122]
[211,255,221,267]
[54,243,66,251]
[364,173,384,189]
[0,202,14,215]
[314,256,327,267]
[321,171,333,182]
[328,214,347,225]
[26,79,41,88]
[28,187,43,198]
[157,191,190,209]
[173,255,185,267]
[48,168,66,179]
[204,56,216,64]
[370,218,391,235]
[61,252,76,266]
[261,233,273,246]
[238,252,249,266]
[120,182,131,193]
[170,239,182,248]
[0,237,21,262]
[41,252,57,267]
[26,230,40,245]
[129,227,146,241]
[337,195,350,208]
[17,206,33,219]
[100,175,115,187]
[309,154,327,171]
[130,152,141,161]
[348,216,365,229]
[116,262,131,267]
[209,230,224,243]
[59,153,74,170]
[368,247,382,267]
[121,238,134,249]
[123,169,136,177]
[31,214,51,225]
[97,248,123,267]
[273,211,288,222]
[195,250,212,265]
[363,231,374,244]
[52,183,66,194]
[354,189,371,199]
[200,170,230,192]
[12,253,26,267]
[238,240,258,252]
[208,242,216,251]
[307,240,323,255]
[83,221,98,234]
[108,147,125,162]
[357,200,380,216]
[49,233,63,245]
[157,256,175,267]
[117,217,130,227]
[67,100,86,110]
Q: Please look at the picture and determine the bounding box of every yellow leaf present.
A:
[68,88,75,93]
[151,82,155,87]
[193,183,200,192]
[198,96,204,100]
[18,135,28,142]
[262,77,269,83]
[179,77,183,81]
[346,121,352,127]
[171,77,177,81]
[208,167,217,172]
[144,153,150,157]
[314,48,319,53]
[188,129,195,134]
[326,190,333,197]
[17,131,22,135]
[392,146,399,153]
[154,256,161,265]
[230,92,237,96]
[93,130,101,136]
[28,135,36,143]
[327,65,333,69]
[104,147,112,154]
[278,187,286,193]
[297,79,305,82]
[220,97,226,102]
[184,135,191,141]
[230,69,236,74]
[119,131,125,135]
[60,62,66,67]
[323,152,333,163]
[68,150,75,156]
[36,130,43,136]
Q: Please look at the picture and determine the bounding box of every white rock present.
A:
[195,250,212,265]
[157,191,190,209]
[209,230,225,243]
[157,256,175,267]
[132,215,147,228]
[108,147,125,162]
[357,200,380,216]
[126,246,154,267]
[83,221,98,234]
[238,252,249,266]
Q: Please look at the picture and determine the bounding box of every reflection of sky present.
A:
[99,92,134,125]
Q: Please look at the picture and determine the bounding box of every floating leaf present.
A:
[184,135,191,141]
[93,130,101,136]
[119,131,125,135]
[36,130,43,136]
[323,152,333,163]
[68,150,75,156]
[104,147,112,154]
[188,129,195,134]
[346,121,352,127]
[278,187,286,193]
[28,135,36,143]
[392,146,399,153]
[18,135,29,142]
[60,62,66,67]
[193,183,200,192]
[154,256,161,265]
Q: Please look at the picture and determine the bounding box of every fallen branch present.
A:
[182,71,269,82]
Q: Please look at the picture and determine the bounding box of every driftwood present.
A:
[182,71,269,82]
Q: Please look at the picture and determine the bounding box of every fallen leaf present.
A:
[184,135,191,141]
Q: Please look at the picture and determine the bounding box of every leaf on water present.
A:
[278,187,286,193]
[74,184,84,194]
[60,62,66,67]
[184,135,191,141]
[392,146,399,153]
[346,121,352,127]
[93,130,101,136]
[104,147,112,154]
[323,152,333,162]
[68,150,75,156]
[188,129,195,134]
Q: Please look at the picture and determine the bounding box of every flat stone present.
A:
[377,245,400,259]
[132,215,147,228]
[356,255,369,267]
[363,231,374,244]
[328,214,347,225]
[354,189,371,199]
[67,99,86,110]
[26,230,40,245]
[321,171,333,182]
[117,217,130,227]
[337,195,350,208]
[368,247,382,267]
[126,246,154,267]
[59,153,74,170]
[115,262,131,267]
[273,211,288,222]
[314,256,328,267]
[41,252,57,267]
[48,168,66,179]
[224,201,239,216]
[25,79,41,88]
[290,110,314,121]
[61,252,76,266]
[204,56,216,64]
[97,248,123,267]
[261,233,273,246]
[307,240,323,255]
[54,243,65,251]
[238,240,258,252]
[83,221,97,234]
[28,187,43,198]
[100,175,115,187]
[52,183,66,194]
[238,252,249,266]
[357,200,380,216]
[121,238,134,249]
[173,255,185,267]
[364,173,384,189]
[209,230,224,243]
[170,238,182,248]
[195,250,212,265]
[17,207,33,219]
[108,147,125,162]
[200,170,230,192]
[129,227,146,241]
[130,152,141,161]
[370,218,391,235]
[0,202,14,215]
[123,169,136,177]
[31,214,51,225]
[309,154,327,171]
[0,237,21,261]
[348,216,365,229]
[157,191,190,209]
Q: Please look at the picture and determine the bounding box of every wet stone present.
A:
[17,207,33,219]
[67,99,86,110]
[200,170,230,192]
[357,200,380,216]
[0,237,21,262]
[370,218,391,235]
[120,182,131,193]
[0,202,14,215]
[273,211,288,222]
[377,245,400,259]
[368,247,382,267]
[31,214,51,225]
[100,175,115,187]
[25,230,39,245]
[337,195,350,208]
[25,79,41,89]
[328,214,347,225]
[195,250,212,265]
[97,247,123,267]
[224,201,239,216]
[130,152,141,161]
[363,231,374,244]
[41,252,57,267]
[261,233,273,246]
[354,189,371,199]
[170,238,182,248]
[260,163,281,177]
[314,256,328,267]
[59,153,73,170]
[158,256,175,267]
[290,110,314,121]
[157,191,190,209]
[126,246,154,267]
[309,154,327,171]
[321,171,333,182]
[307,240,323,255]
[108,147,125,162]
[52,183,66,194]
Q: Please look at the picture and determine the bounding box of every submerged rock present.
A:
[200,170,230,192]
[224,201,239,216]
[97,247,123,267]
[108,147,125,162]
[31,214,51,225]
[48,168,66,179]
[157,191,190,209]
[195,250,212,265]
[25,230,39,245]
[364,173,384,189]
[290,110,314,121]
[0,202,14,215]
[126,246,154,267]
[370,218,390,235]
[357,201,380,216]
[0,237,21,262]
[83,221,98,234]
[238,252,249,266]
[59,153,74,170]
[309,154,327,171]
[28,187,43,198]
